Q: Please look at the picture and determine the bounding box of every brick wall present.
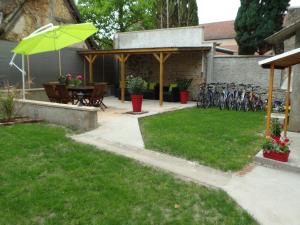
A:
[125,53,205,99]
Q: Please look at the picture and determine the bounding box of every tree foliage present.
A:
[77,0,199,49]
[156,0,198,28]
[235,0,290,55]
[77,0,156,49]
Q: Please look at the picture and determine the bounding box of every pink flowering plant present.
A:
[72,75,83,86]
[262,119,290,153]
[58,74,83,86]
[262,136,290,153]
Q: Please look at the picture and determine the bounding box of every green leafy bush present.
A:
[262,139,274,150]
[271,118,281,137]
[0,88,17,122]
[176,78,193,91]
[126,75,147,95]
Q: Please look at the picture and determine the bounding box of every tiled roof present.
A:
[200,20,236,41]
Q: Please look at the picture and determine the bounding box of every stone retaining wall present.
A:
[15,99,99,131]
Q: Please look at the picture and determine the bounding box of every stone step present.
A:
[254,150,300,174]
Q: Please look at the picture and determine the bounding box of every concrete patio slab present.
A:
[93,96,196,148]
[255,132,300,174]
[102,96,196,115]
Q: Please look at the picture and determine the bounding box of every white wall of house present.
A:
[114,26,207,49]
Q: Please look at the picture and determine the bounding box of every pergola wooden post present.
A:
[153,52,172,106]
[117,53,130,103]
[83,58,86,85]
[84,54,97,83]
[283,66,292,137]
[258,47,300,138]
[265,64,275,137]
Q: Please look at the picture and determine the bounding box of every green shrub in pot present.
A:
[126,75,147,95]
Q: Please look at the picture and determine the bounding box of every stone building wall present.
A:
[283,7,300,132]
[213,55,285,101]
[125,53,205,99]
[213,55,282,88]
[0,0,87,48]
[283,8,300,52]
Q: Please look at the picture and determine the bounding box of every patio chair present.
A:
[43,83,59,102]
[144,82,159,100]
[56,84,72,104]
[85,83,107,110]
[163,84,180,102]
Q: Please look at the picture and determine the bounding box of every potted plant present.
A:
[61,74,83,86]
[262,119,290,162]
[177,78,193,104]
[58,74,67,85]
[271,118,281,140]
[73,75,84,86]
[126,75,147,112]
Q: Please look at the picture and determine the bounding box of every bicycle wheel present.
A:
[196,95,202,108]
[229,97,235,110]
[213,92,220,107]
[249,100,255,111]
[244,100,250,112]
[219,95,225,110]
[196,91,204,108]
[226,95,233,110]
[204,95,210,108]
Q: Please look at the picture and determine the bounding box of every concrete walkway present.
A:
[73,98,230,188]
[93,97,195,148]
[72,98,300,225]
[225,165,300,225]
[72,136,231,188]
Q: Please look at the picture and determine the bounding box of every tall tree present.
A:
[235,0,290,55]
[77,0,156,49]
[156,0,199,28]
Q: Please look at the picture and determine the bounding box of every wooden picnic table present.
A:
[67,85,94,93]
[67,83,107,107]
[67,86,94,105]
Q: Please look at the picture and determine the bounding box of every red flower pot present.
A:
[131,95,143,112]
[180,91,189,104]
[263,150,290,162]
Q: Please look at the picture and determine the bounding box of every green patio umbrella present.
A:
[13,23,97,55]
[9,23,97,99]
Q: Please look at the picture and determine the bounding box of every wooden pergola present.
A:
[259,47,300,137]
[78,47,210,106]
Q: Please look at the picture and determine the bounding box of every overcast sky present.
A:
[197,0,300,24]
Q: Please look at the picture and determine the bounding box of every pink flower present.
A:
[66,74,72,80]
[284,138,289,143]
[77,75,83,81]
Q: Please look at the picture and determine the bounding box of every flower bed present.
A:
[262,119,290,162]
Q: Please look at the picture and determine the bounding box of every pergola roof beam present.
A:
[259,47,300,69]
[78,47,210,56]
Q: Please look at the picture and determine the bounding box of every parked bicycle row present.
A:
[196,82,286,112]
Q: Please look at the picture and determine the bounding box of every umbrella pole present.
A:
[22,55,25,100]
[27,55,31,89]
[59,50,62,76]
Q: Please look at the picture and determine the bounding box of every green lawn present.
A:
[140,108,265,171]
[0,124,257,225]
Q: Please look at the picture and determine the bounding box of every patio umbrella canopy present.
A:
[12,23,97,55]
[10,22,97,99]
